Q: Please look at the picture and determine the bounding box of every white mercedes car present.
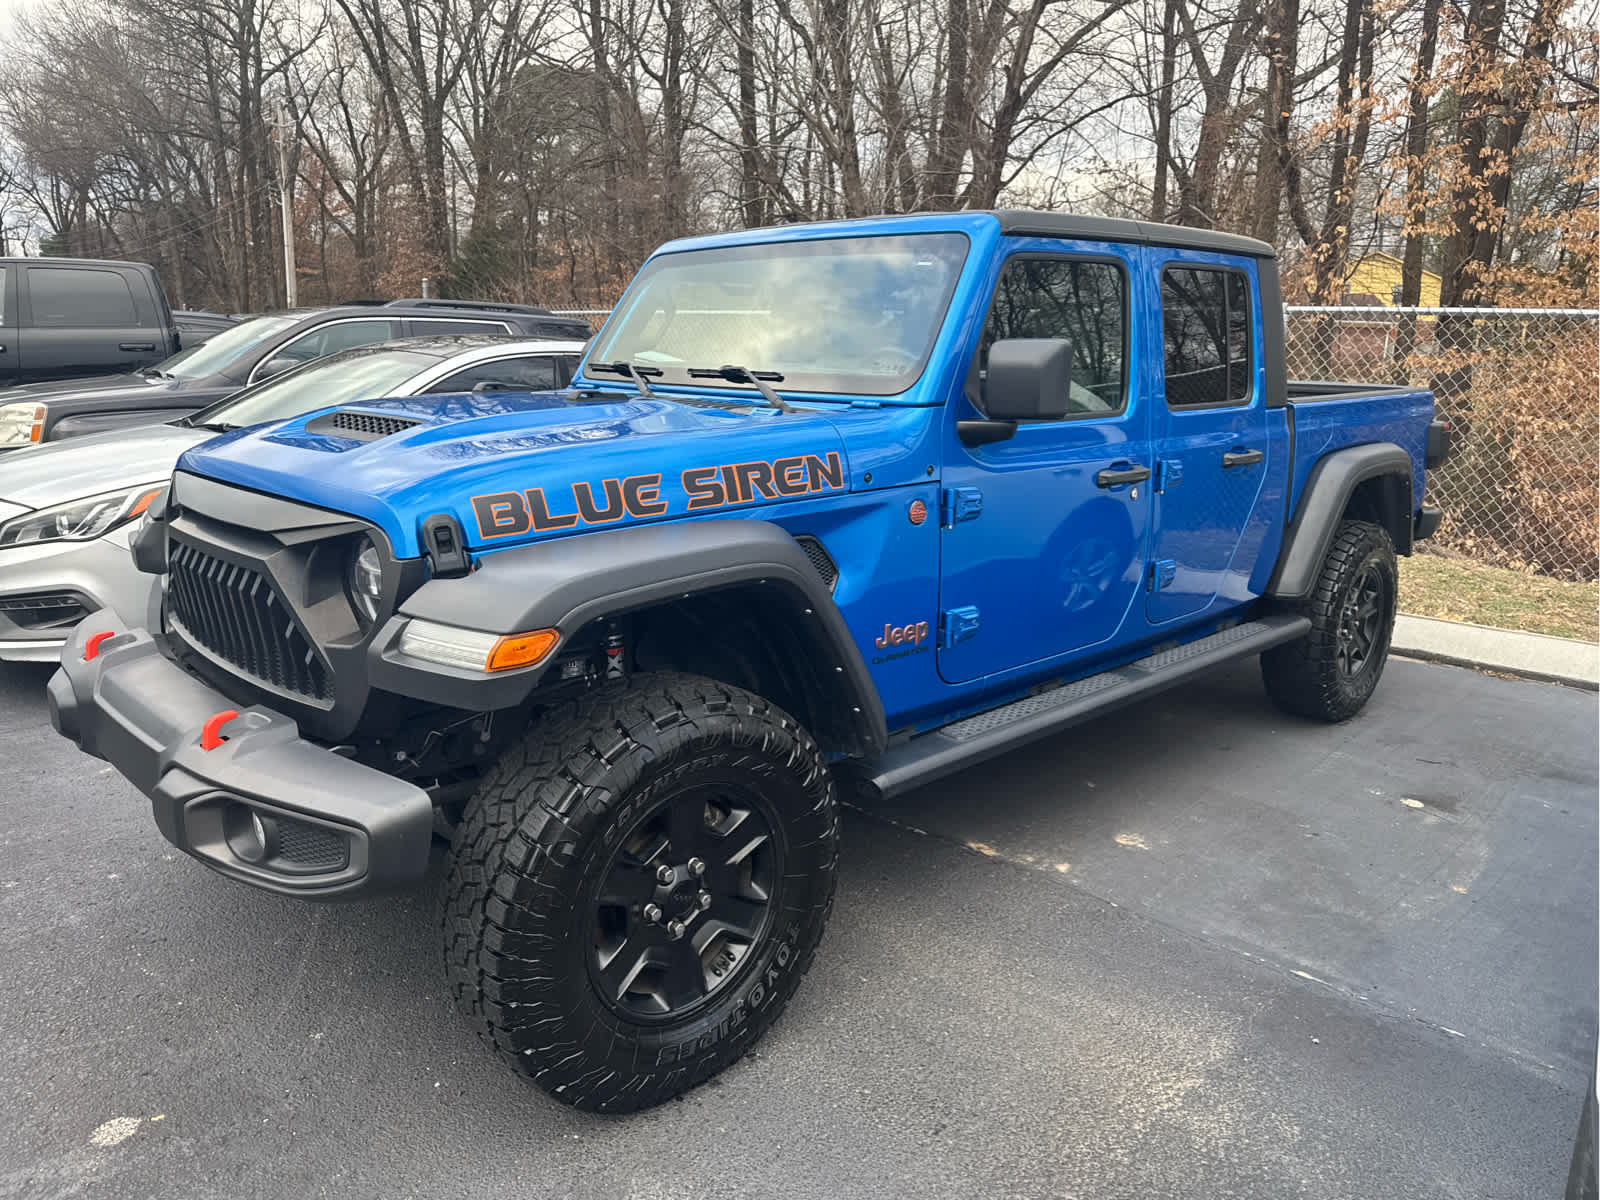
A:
[0,334,584,662]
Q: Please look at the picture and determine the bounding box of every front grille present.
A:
[167,540,332,700]
[0,591,89,630]
[275,816,349,871]
[305,410,421,441]
[794,535,839,591]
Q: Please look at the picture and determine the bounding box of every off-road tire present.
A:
[442,671,837,1113]
[1261,519,1398,722]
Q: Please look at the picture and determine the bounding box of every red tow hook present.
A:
[83,631,116,661]
[200,709,240,751]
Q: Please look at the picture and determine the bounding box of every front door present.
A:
[19,265,155,380]
[938,240,1152,685]
[1145,256,1272,625]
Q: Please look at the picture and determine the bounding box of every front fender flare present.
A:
[1268,442,1413,600]
[368,519,888,755]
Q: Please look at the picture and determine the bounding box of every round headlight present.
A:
[346,535,384,630]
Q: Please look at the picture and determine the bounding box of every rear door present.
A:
[19,265,158,379]
[0,265,16,384]
[1144,255,1272,626]
[937,240,1153,684]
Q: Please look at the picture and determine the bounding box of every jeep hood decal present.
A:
[175,391,852,557]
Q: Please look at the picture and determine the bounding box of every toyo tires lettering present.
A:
[471,452,845,539]
[654,925,798,1065]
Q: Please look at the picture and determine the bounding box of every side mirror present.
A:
[983,338,1072,421]
[256,355,298,380]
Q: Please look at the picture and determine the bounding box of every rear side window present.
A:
[978,257,1127,416]
[27,267,137,328]
[0,266,8,325]
[426,355,560,394]
[1160,267,1254,407]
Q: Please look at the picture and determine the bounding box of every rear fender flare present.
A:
[1267,443,1413,600]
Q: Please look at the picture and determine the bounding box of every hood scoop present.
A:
[304,409,423,442]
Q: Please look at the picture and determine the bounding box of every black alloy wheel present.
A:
[588,778,782,1022]
[1336,562,1386,678]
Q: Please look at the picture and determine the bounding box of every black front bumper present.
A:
[49,614,433,898]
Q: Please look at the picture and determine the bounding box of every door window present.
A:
[978,257,1127,417]
[0,266,9,325]
[1160,267,1254,407]
[273,319,397,368]
[425,354,561,393]
[27,267,137,327]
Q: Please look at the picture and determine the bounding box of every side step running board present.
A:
[860,615,1311,799]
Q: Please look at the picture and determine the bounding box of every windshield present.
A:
[586,233,969,397]
[188,347,437,430]
[156,314,301,380]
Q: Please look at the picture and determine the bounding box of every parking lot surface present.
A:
[1,655,1594,1199]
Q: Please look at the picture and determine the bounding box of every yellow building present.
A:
[1343,252,1442,307]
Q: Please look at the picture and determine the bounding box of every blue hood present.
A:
[175,390,855,558]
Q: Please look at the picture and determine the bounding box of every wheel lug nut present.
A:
[688,857,705,877]
[643,903,662,923]
[666,920,687,940]
[656,864,674,884]
[698,891,712,910]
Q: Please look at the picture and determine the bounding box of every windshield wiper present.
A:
[138,366,170,379]
[587,361,662,397]
[685,365,793,414]
[185,420,237,434]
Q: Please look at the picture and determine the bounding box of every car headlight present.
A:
[0,402,46,447]
[345,535,384,630]
[0,484,167,548]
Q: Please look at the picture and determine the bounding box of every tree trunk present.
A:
[1391,0,1441,381]
[1150,0,1178,221]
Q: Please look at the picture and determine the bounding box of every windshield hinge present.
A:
[421,513,471,578]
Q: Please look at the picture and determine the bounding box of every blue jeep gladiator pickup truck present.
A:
[49,210,1450,1112]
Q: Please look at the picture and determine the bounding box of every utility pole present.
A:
[273,101,298,308]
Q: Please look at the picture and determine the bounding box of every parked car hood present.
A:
[0,373,162,403]
[0,422,208,509]
[177,390,853,558]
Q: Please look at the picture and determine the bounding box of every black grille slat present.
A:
[167,541,331,701]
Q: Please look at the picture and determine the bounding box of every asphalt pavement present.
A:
[1,654,1594,1199]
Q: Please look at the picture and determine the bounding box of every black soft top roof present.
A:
[990,210,1276,260]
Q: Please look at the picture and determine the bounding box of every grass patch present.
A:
[1399,552,1598,642]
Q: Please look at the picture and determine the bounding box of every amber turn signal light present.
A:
[486,628,559,672]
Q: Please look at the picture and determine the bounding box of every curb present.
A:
[1392,613,1599,691]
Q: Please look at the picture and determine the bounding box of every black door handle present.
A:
[1096,464,1152,488]
[1222,448,1264,468]
[120,342,156,352]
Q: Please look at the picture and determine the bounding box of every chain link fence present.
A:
[1287,306,1599,581]
[559,304,1599,582]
